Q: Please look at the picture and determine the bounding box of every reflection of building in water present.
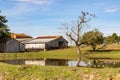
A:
[1,59,120,68]
[0,59,68,66]
[0,59,92,67]
[25,59,67,66]
[1,59,25,65]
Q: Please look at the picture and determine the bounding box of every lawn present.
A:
[0,62,120,80]
[0,47,78,60]
[87,44,120,60]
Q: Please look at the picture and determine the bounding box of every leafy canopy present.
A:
[0,11,10,38]
[105,33,120,44]
[81,29,104,51]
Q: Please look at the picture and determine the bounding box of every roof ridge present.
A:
[36,35,62,39]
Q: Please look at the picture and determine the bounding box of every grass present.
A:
[87,44,120,60]
[87,51,120,59]
[0,62,120,80]
[0,47,78,60]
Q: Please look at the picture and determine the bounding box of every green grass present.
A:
[0,62,120,80]
[0,47,79,60]
[87,44,120,59]
[87,51,120,59]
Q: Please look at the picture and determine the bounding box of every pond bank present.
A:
[0,62,120,80]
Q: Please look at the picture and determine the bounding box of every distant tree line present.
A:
[104,33,120,44]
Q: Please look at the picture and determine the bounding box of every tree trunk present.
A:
[76,46,81,67]
[91,44,96,51]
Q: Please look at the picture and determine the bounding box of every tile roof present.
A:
[11,33,32,38]
[16,38,33,43]
[36,35,62,39]
[25,38,56,44]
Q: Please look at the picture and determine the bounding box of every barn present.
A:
[24,36,68,51]
[0,38,25,52]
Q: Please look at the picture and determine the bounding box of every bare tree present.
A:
[62,11,95,66]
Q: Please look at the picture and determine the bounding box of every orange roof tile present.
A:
[36,35,62,39]
[11,33,32,38]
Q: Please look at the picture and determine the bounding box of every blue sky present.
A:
[0,0,120,37]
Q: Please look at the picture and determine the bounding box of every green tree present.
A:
[112,33,118,44]
[81,29,104,51]
[105,33,119,44]
[105,36,113,44]
[62,11,95,66]
[0,11,10,38]
[118,36,120,44]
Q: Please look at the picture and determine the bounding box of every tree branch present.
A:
[66,32,76,43]
[71,27,78,36]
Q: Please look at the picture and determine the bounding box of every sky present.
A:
[0,0,120,37]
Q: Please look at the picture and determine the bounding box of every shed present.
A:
[25,36,68,51]
[0,38,25,52]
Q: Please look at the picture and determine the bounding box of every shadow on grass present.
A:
[87,50,112,52]
[87,49,120,52]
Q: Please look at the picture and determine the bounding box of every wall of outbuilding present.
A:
[25,43,45,50]
[5,39,20,52]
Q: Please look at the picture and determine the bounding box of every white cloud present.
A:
[3,0,53,17]
[3,3,37,17]
[14,0,52,5]
[105,8,119,13]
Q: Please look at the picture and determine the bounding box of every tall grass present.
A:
[0,62,120,80]
[0,47,78,60]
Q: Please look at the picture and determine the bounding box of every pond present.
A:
[1,58,120,68]
[0,58,91,67]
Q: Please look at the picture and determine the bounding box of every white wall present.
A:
[25,43,45,49]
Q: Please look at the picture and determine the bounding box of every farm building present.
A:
[11,33,32,39]
[24,36,68,51]
[0,38,25,52]
[11,33,33,51]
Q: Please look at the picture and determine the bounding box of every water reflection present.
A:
[68,61,91,67]
[92,59,120,68]
[0,59,91,67]
[1,59,120,67]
